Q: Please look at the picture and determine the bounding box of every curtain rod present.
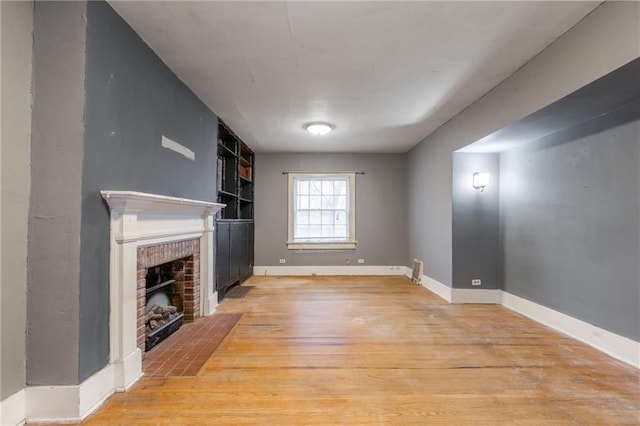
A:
[281,170,365,175]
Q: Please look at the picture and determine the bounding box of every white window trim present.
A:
[287,172,357,250]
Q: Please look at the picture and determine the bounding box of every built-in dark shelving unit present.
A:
[216,120,255,300]
[216,120,254,220]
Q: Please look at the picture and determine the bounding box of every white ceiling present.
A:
[108,1,600,153]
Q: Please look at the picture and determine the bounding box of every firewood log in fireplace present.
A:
[145,304,180,331]
[146,312,163,321]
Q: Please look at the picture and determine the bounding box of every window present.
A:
[287,172,357,250]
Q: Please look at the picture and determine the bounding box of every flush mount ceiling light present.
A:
[304,122,333,136]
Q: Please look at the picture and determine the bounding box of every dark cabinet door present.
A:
[216,222,230,292]
[241,222,254,281]
[216,220,255,301]
[239,222,251,280]
[229,222,242,283]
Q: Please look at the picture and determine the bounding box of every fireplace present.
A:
[101,191,224,391]
[137,240,201,352]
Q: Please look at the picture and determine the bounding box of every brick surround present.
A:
[136,238,200,353]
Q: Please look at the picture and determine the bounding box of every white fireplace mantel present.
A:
[101,190,224,392]
[101,190,221,216]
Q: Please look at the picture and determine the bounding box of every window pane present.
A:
[297,180,309,195]
[296,211,309,225]
[296,225,309,238]
[336,195,347,209]
[310,181,321,195]
[322,181,333,195]
[309,211,321,225]
[309,225,321,238]
[321,211,333,225]
[334,225,347,238]
[335,210,347,225]
[321,195,334,209]
[334,180,347,195]
[309,195,321,209]
[321,225,334,237]
[297,195,309,210]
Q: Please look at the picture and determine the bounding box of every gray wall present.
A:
[78,1,219,381]
[452,153,500,289]
[407,2,640,287]
[27,0,86,386]
[407,139,454,284]
[1,0,33,400]
[500,105,640,341]
[255,153,408,267]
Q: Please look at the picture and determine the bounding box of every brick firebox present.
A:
[136,238,200,354]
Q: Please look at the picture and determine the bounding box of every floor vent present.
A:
[411,259,423,284]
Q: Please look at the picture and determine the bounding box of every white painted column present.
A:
[109,211,142,391]
[201,213,218,315]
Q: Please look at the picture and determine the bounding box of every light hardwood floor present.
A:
[73,276,639,425]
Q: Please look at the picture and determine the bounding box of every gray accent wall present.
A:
[500,104,640,340]
[407,2,640,287]
[79,1,219,380]
[452,153,500,289]
[1,0,33,400]
[27,0,87,386]
[255,153,407,267]
[407,139,455,285]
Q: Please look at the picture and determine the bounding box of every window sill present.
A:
[286,241,357,250]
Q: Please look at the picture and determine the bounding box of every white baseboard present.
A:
[403,268,452,302]
[402,266,412,278]
[1,388,26,426]
[254,265,406,276]
[112,348,143,392]
[451,288,502,304]
[24,360,142,424]
[204,291,219,316]
[420,275,452,302]
[26,385,81,424]
[502,291,640,369]
[79,363,116,417]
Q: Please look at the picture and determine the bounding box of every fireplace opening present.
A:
[144,258,190,351]
[137,239,201,356]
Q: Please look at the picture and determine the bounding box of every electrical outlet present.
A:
[357,259,365,264]
[472,279,481,286]
[279,258,286,264]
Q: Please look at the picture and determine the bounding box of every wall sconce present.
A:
[472,172,489,192]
